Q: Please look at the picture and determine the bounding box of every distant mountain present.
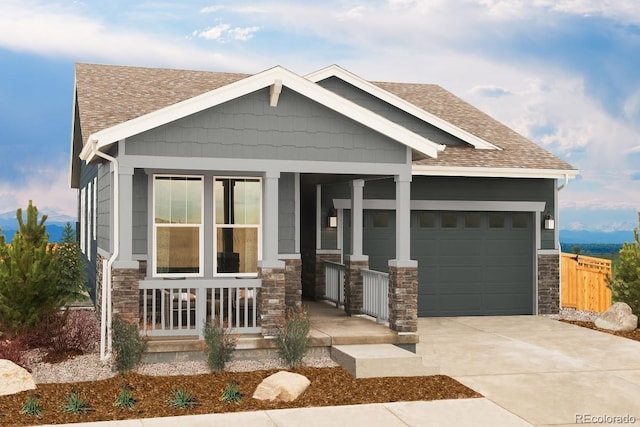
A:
[0,209,76,243]
[559,229,635,244]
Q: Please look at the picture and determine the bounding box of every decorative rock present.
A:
[0,359,36,396]
[252,371,310,402]
[595,302,638,332]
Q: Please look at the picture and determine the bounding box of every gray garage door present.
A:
[412,211,534,316]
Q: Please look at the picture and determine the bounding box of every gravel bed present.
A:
[30,353,338,384]
[543,307,600,322]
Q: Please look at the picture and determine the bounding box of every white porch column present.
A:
[114,166,137,268]
[260,171,284,268]
[394,175,414,264]
[349,179,366,260]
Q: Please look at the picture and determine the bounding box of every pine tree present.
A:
[0,201,62,331]
[54,222,87,303]
[607,228,640,324]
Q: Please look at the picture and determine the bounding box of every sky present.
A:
[0,0,639,232]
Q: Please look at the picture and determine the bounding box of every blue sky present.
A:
[0,0,639,231]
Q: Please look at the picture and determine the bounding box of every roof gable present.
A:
[77,65,444,162]
[306,65,500,150]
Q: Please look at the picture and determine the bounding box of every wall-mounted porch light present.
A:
[327,207,338,228]
[544,213,555,230]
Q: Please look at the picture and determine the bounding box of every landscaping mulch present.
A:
[0,367,480,426]
[560,319,640,342]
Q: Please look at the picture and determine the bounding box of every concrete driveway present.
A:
[417,316,640,426]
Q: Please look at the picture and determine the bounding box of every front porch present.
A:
[144,299,418,362]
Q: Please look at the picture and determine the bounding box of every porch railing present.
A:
[139,279,261,338]
[324,261,345,308]
[361,269,389,323]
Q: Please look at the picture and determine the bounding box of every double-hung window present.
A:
[214,177,261,276]
[153,175,203,276]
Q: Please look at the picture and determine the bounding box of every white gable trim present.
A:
[306,65,501,151]
[80,66,444,162]
[412,164,579,180]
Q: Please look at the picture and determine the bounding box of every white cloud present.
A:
[200,5,225,14]
[0,167,76,218]
[229,26,260,41]
[195,24,230,40]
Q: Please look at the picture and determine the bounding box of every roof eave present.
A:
[412,165,580,180]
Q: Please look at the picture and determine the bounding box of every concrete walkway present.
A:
[47,316,640,426]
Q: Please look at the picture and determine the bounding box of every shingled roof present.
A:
[73,63,575,173]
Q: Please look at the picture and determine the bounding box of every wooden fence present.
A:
[561,253,612,312]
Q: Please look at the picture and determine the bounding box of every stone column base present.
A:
[111,261,144,325]
[388,264,418,333]
[538,252,560,314]
[345,257,368,315]
[258,266,286,336]
[283,258,302,310]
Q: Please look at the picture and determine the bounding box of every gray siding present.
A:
[125,87,407,164]
[97,163,111,252]
[132,169,148,255]
[320,176,555,251]
[78,160,99,300]
[318,77,466,147]
[278,173,295,253]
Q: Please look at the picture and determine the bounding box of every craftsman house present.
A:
[69,63,577,358]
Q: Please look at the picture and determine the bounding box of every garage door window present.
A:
[372,212,389,228]
[441,212,457,228]
[419,212,436,228]
[464,213,481,228]
[489,213,505,228]
[512,213,529,228]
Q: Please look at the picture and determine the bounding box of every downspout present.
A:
[557,174,569,191]
[90,139,119,361]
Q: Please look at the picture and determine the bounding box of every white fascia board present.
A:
[82,65,443,161]
[306,65,500,151]
[333,198,546,212]
[412,165,580,180]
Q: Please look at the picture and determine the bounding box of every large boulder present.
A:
[252,371,310,402]
[595,302,638,332]
[0,359,36,396]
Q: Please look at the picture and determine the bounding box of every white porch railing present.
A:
[361,269,389,323]
[139,279,261,338]
[324,261,345,308]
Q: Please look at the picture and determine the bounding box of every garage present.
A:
[360,209,535,317]
[411,211,534,316]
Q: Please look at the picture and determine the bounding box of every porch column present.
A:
[111,165,141,324]
[258,171,286,337]
[345,179,368,315]
[388,175,418,333]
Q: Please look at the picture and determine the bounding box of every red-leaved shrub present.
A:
[0,336,30,368]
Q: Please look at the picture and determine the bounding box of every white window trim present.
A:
[152,174,205,278]
[93,177,97,239]
[80,187,86,254]
[213,176,262,278]
[87,181,92,261]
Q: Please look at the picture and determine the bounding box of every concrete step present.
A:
[331,344,439,378]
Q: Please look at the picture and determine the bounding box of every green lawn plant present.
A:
[114,384,136,409]
[168,388,197,409]
[607,228,640,325]
[112,314,148,373]
[62,390,90,414]
[203,320,237,372]
[219,381,242,403]
[276,306,311,368]
[20,395,42,416]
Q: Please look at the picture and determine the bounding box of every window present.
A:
[87,181,92,260]
[512,213,529,228]
[214,177,261,276]
[464,213,481,228]
[441,212,458,228]
[80,187,86,254]
[418,212,436,228]
[153,175,203,276]
[372,212,389,228]
[489,212,505,228]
